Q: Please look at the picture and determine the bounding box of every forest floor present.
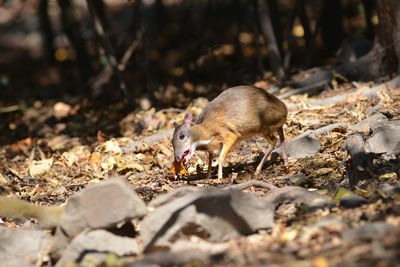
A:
[1,76,400,266]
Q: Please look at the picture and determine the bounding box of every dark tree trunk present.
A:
[256,0,285,80]
[283,0,400,90]
[320,0,344,54]
[267,0,284,56]
[297,0,315,67]
[57,0,93,85]
[38,0,55,63]
[373,0,400,76]
[362,0,375,40]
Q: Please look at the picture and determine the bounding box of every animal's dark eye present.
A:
[179,133,185,140]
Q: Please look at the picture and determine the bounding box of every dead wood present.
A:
[278,51,381,94]
[285,74,400,111]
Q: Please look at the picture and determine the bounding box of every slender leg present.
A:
[207,152,213,179]
[218,136,237,179]
[255,134,277,174]
[277,127,288,163]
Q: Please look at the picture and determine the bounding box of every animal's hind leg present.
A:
[207,152,213,179]
[277,127,288,164]
[255,134,277,174]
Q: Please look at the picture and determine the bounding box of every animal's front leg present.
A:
[217,135,237,179]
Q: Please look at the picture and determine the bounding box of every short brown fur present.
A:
[172,85,288,179]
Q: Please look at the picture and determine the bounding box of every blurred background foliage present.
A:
[0,0,376,105]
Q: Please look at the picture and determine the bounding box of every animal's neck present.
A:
[190,124,213,147]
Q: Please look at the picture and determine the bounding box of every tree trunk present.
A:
[282,0,400,89]
[38,0,55,63]
[257,0,285,80]
[373,0,400,76]
[320,0,344,54]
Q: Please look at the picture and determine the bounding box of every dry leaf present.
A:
[312,256,329,267]
[97,139,122,154]
[61,146,91,167]
[117,163,145,173]
[169,159,188,175]
[29,158,53,176]
[0,172,8,183]
[54,102,71,119]
[101,156,117,172]
[90,152,102,168]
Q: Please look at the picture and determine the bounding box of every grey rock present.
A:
[264,186,335,211]
[141,187,274,251]
[312,217,347,229]
[342,222,398,242]
[288,174,310,186]
[283,134,320,159]
[367,120,400,154]
[56,229,139,266]
[342,133,375,186]
[339,194,367,208]
[365,105,383,116]
[59,177,147,237]
[128,251,213,267]
[381,183,400,197]
[351,113,388,132]
[0,227,50,267]
[50,226,70,260]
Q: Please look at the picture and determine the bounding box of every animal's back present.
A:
[197,86,287,138]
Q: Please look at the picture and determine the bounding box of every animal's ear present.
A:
[184,112,193,126]
[173,122,178,128]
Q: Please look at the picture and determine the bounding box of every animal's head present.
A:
[172,112,195,164]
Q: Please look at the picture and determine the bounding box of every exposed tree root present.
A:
[286,74,400,111]
[274,49,386,99]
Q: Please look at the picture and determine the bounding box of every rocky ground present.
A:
[1,76,400,266]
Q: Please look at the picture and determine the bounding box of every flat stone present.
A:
[367,120,400,154]
[56,230,139,266]
[59,177,147,237]
[0,227,50,267]
[342,222,398,242]
[264,186,334,211]
[340,194,367,208]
